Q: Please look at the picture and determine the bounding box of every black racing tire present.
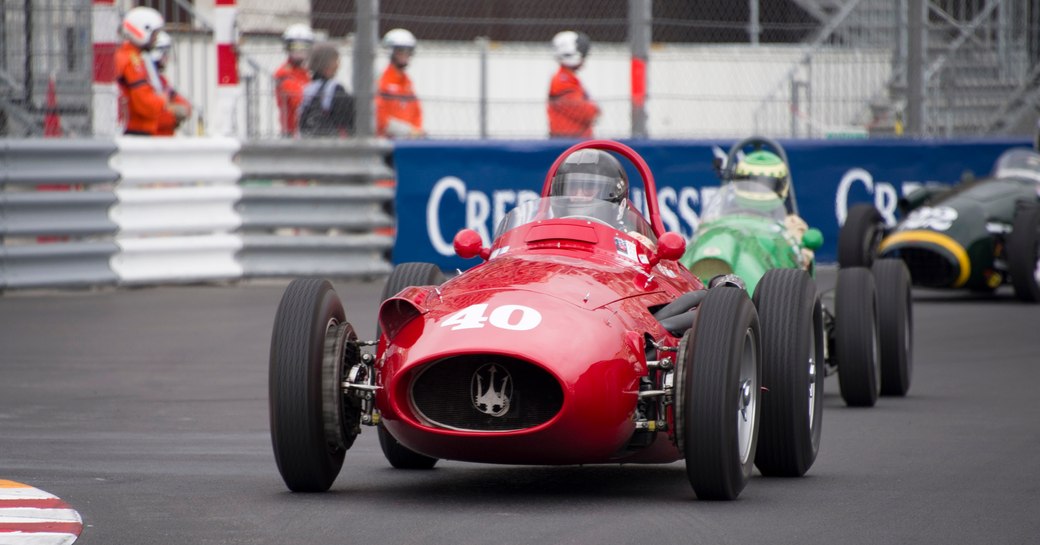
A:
[838,204,884,268]
[1008,201,1040,303]
[683,287,761,500]
[377,424,438,469]
[872,259,914,396]
[752,269,825,477]
[380,262,446,301]
[835,268,881,407]
[376,262,444,470]
[269,278,352,492]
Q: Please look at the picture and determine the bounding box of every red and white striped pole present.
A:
[91,0,119,136]
[213,0,241,136]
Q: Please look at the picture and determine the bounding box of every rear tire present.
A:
[872,259,914,396]
[752,269,824,477]
[376,262,444,470]
[270,279,355,492]
[835,268,881,407]
[1008,201,1040,303]
[683,287,761,500]
[838,204,883,268]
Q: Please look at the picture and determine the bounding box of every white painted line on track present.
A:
[0,480,82,545]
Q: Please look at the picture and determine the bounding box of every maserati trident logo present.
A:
[472,363,512,417]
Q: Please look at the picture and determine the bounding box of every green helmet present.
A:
[732,150,789,200]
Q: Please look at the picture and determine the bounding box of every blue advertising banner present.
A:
[392,138,1031,270]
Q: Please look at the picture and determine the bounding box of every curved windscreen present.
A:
[992,148,1040,183]
[493,197,656,242]
[700,181,789,224]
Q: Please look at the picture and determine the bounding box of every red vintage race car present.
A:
[269,140,824,500]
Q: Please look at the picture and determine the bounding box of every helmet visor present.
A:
[553,173,621,201]
[730,174,788,199]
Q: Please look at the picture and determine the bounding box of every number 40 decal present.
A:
[440,304,542,331]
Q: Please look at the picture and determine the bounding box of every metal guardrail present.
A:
[1,137,396,291]
[238,139,394,182]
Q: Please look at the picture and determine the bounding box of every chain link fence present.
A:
[2,0,1038,139]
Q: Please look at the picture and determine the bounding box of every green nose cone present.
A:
[802,228,824,251]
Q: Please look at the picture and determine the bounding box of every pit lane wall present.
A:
[392,138,1034,271]
[1,138,393,290]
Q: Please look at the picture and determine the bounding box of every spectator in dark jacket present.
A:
[298,43,355,137]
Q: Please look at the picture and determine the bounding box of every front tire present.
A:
[1008,201,1040,303]
[376,262,444,470]
[835,268,881,407]
[752,269,825,477]
[270,279,357,492]
[683,287,761,500]
[872,259,914,396]
[838,204,884,268]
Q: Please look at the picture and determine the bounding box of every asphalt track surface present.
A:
[1,267,1038,545]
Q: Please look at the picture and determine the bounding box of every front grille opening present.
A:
[895,247,957,288]
[410,355,563,432]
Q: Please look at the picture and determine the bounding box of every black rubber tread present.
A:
[835,268,881,407]
[376,262,443,469]
[380,262,446,301]
[376,424,438,469]
[752,269,825,477]
[1008,202,1040,303]
[872,259,914,396]
[838,204,883,268]
[684,287,761,501]
[269,278,346,492]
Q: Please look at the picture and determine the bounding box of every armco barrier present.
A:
[1,139,120,290]
[391,138,1034,271]
[2,137,395,291]
[238,139,394,182]
[236,139,395,277]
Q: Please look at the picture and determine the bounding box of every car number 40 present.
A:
[440,304,542,331]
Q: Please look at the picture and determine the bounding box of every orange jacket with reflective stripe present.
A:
[547,66,599,138]
[115,42,166,136]
[275,61,310,136]
[376,64,422,137]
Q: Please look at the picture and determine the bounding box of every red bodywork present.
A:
[375,141,703,465]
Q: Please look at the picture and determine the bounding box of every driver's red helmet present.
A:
[550,149,629,204]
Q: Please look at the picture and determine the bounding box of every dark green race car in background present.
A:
[840,147,1040,303]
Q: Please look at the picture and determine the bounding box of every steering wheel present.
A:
[561,215,613,228]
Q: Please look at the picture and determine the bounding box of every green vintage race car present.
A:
[839,147,1040,303]
[681,136,914,407]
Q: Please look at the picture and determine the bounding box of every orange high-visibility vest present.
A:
[376,64,423,137]
[547,66,599,138]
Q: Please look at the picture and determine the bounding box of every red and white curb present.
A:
[0,480,82,545]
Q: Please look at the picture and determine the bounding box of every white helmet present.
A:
[552,30,590,68]
[123,6,165,48]
[382,28,417,50]
[282,23,315,44]
[150,30,172,65]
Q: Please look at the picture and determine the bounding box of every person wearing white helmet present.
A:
[376,28,424,138]
[115,6,170,135]
[275,23,315,136]
[547,30,599,139]
[149,31,192,136]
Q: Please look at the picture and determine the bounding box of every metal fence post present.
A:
[628,0,650,139]
[353,0,378,139]
[906,0,925,136]
[478,36,489,139]
[749,0,761,45]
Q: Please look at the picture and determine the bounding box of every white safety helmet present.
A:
[122,6,165,48]
[282,23,314,63]
[552,30,590,68]
[382,28,417,51]
[150,30,172,66]
[282,23,315,44]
